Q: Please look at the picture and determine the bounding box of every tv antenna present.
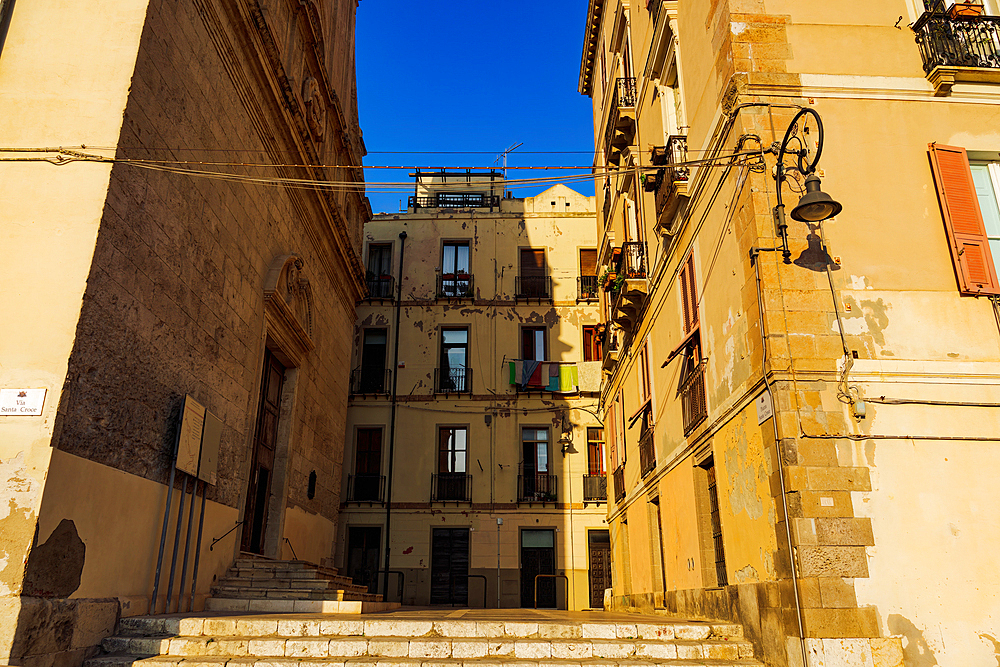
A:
[496,142,523,180]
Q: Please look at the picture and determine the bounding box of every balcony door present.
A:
[353,428,382,502]
[522,326,546,362]
[241,349,285,554]
[441,242,471,296]
[360,329,387,393]
[439,328,469,391]
[366,244,392,298]
[521,427,549,498]
[520,248,546,297]
[437,427,468,501]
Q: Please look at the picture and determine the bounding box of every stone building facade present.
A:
[339,176,611,609]
[0,0,368,664]
[580,0,1000,665]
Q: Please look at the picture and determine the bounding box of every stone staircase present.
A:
[87,613,761,666]
[206,557,398,614]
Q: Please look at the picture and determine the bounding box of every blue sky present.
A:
[355,0,596,214]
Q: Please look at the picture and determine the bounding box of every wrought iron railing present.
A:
[578,275,599,300]
[583,474,607,501]
[615,77,638,107]
[435,366,472,393]
[431,473,472,502]
[409,193,501,209]
[619,242,648,279]
[347,474,385,502]
[613,465,625,503]
[365,274,395,299]
[350,367,391,395]
[518,473,558,502]
[681,359,708,435]
[515,276,552,299]
[913,8,1000,73]
[437,273,475,298]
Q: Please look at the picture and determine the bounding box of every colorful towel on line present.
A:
[509,361,579,392]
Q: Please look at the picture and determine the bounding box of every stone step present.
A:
[101,634,754,661]
[202,598,395,613]
[218,576,366,594]
[226,568,356,586]
[89,657,761,667]
[118,617,744,641]
[117,616,744,641]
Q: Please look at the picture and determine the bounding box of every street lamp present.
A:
[772,108,842,260]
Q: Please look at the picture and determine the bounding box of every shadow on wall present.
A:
[793,224,841,273]
[887,614,938,667]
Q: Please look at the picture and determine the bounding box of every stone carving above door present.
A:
[263,254,315,365]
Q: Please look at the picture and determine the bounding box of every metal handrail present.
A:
[913,9,1000,73]
[437,273,475,298]
[431,472,472,502]
[583,474,608,501]
[374,569,405,601]
[209,519,244,552]
[533,573,569,609]
[346,474,386,503]
[434,366,472,393]
[515,275,552,299]
[350,368,392,395]
[449,573,488,608]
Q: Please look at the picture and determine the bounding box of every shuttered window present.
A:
[928,143,1000,295]
[679,254,699,331]
[580,249,598,277]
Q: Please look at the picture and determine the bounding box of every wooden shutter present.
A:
[928,144,1000,295]
[521,249,545,276]
[679,254,699,332]
[580,249,598,276]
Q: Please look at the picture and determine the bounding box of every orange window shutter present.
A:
[680,261,692,331]
[928,144,1000,295]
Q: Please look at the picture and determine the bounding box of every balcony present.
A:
[913,4,1000,94]
[365,274,395,300]
[651,136,690,233]
[602,325,621,372]
[681,358,708,435]
[518,472,558,503]
[431,473,472,502]
[515,276,552,300]
[603,77,638,165]
[578,275,599,301]
[409,193,500,210]
[346,474,385,503]
[350,367,391,396]
[613,465,625,503]
[437,273,474,298]
[435,366,472,394]
[610,242,649,335]
[583,474,607,502]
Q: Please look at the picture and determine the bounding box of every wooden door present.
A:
[346,527,381,594]
[430,528,469,605]
[520,249,546,297]
[588,530,611,609]
[241,349,285,553]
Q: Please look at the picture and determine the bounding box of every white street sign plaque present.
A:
[0,388,47,416]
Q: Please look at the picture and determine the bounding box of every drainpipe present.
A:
[381,230,406,600]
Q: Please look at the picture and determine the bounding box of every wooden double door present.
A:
[241,349,285,554]
[430,528,469,605]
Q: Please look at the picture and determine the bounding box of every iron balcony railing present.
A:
[518,472,558,502]
[615,76,638,108]
[515,276,552,299]
[437,273,475,298]
[578,275,599,300]
[435,366,472,393]
[913,7,1000,73]
[583,474,607,502]
[619,242,648,279]
[365,274,395,299]
[350,367,391,395]
[409,193,500,210]
[681,359,708,435]
[651,136,690,192]
[347,474,385,503]
[613,465,625,503]
[431,473,472,502]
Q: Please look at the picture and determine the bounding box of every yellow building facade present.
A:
[337,176,612,610]
[581,1,1000,665]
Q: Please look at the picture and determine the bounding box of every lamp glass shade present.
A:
[790,174,843,222]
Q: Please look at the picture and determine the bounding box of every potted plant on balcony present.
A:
[600,269,617,290]
[949,0,984,17]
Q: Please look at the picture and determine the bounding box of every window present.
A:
[928,144,1000,295]
[358,329,387,393]
[520,427,554,501]
[518,248,548,298]
[522,326,547,362]
[587,427,605,475]
[579,249,598,300]
[440,242,472,297]
[366,244,393,298]
[583,325,602,362]
[438,427,467,473]
[350,428,383,502]
[676,254,708,434]
[438,328,470,392]
[639,344,651,401]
